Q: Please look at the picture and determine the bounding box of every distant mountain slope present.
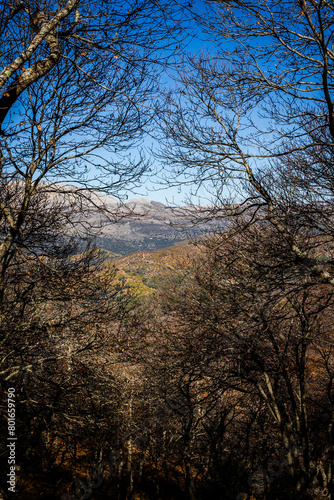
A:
[92,196,197,255]
[110,240,198,295]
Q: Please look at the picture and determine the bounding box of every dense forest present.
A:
[1,0,334,499]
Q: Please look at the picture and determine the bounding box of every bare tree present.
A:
[156,0,334,287]
[0,0,186,270]
[0,188,135,497]
[0,1,186,496]
[156,9,334,493]
[144,229,334,499]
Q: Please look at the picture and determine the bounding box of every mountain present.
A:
[90,196,198,255]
